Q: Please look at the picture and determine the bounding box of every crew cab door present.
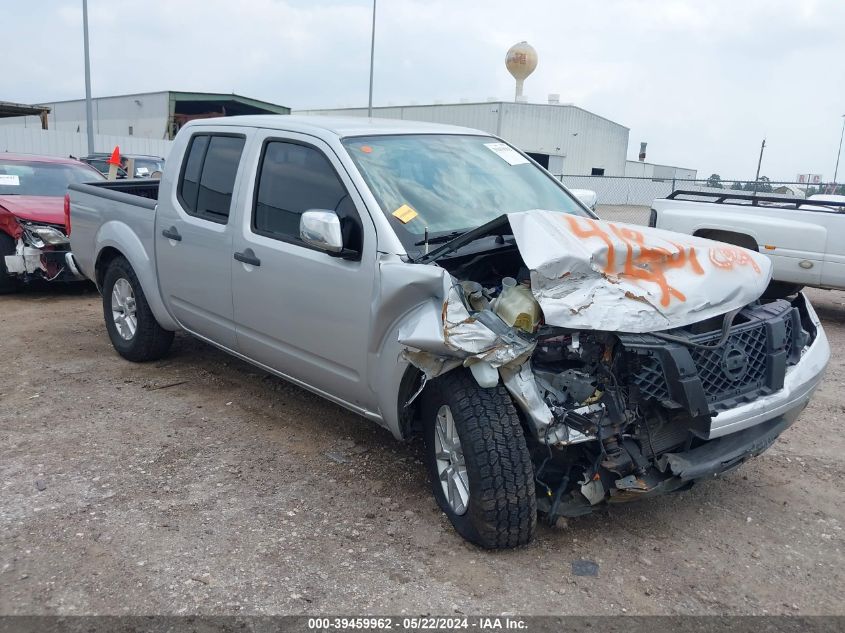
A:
[155,130,247,350]
[231,132,377,408]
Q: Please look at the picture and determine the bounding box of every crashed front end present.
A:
[400,211,829,523]
[2,220,83,284]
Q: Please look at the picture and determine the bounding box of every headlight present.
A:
[25,225,70,247]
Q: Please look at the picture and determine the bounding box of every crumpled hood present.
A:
[0,195,65,227]
[507,210,772,333]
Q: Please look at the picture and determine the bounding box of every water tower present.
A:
[505,41,538,102]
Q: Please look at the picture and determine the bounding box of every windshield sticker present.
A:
[0,174,21,186]
[392,204,419,224]
[136,167,150,175]
[484,142,529,166]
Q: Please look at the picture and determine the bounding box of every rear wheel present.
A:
[0,232,20,294]
[102,256,174,361]
[421,369,536,549]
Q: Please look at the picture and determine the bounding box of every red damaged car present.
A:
[0,153,104,292]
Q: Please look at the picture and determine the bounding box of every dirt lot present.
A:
[1,284,843,616]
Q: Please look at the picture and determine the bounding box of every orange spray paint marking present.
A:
[563,216,706,307]
[708,246,761,273]
[564,216,617,271]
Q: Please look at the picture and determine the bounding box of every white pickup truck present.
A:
[67,116,829,548]
[651,191,845,297]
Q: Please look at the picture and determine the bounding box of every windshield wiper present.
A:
[413,215,512,264]
[413,230,464,246]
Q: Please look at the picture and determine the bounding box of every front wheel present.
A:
[102,256,174,362]
[421,369,536,549]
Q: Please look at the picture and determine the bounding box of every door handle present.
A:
[161,226,182,241]
[233,249,261,267]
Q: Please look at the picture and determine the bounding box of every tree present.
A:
[731,181,744,190]
[744,176,773,193]
[706,173,723,189]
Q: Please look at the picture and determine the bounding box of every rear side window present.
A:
[252,141,362,251]
[178,134,245,224]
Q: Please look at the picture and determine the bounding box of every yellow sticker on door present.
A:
[392,204,419,224]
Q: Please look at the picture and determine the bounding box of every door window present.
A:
[252,141,362,252]
[178,134,245,224]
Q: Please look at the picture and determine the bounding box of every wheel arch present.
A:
[93,235,178,331]
[693,228,759,252]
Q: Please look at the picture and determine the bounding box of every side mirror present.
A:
[300,210,344,254]
[570,188,598,211]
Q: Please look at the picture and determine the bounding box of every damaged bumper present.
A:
[660,412,798,481]
[3,230,85,283]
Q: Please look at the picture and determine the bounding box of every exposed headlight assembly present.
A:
[24,225,69,247]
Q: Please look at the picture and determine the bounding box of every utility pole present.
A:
[367,0,376,117]
[834,114,845,185]
[82,0,95,154]
[752,138,766,196]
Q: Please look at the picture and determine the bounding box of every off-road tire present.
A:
[0,232,20,294]
[421,369,536,549]
[102,256,174,362]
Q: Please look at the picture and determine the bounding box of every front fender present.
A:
[95,220,178,331]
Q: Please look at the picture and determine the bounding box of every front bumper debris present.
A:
[660,412,798,481]
[3,236,85,283]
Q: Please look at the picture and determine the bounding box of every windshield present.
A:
[132,158,164,177]
[342,134,589,248]
[0,160,103,196]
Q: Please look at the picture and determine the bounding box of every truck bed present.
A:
[71,178,160,205]
[67,179,160,286]
[651,190,845,290]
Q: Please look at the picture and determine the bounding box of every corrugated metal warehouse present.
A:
[0,91,290,140]
[297,101,630,176]
[625,159,697,180]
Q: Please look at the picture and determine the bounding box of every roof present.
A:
[37,90,289,113]
[168,91,289,114]
[187,114,490,138]
[0,152,86,165]
[0,101,50,118]
[83,152,164,160]
[299,101,630,131]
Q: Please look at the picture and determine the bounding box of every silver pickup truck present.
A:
[68,115,829,549]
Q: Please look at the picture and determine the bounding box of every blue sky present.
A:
[6,0,845,180]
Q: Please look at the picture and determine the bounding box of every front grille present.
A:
[625,301,800,414]
[689,325,769,400]
[634,359,669,402]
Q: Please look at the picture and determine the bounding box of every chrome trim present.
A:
[64,252,85,279]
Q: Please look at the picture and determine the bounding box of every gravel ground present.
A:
[1,284,843,616]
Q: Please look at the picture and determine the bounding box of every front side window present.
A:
[342,134,589,251]
[252,141,362,251]
[178,134,245,224]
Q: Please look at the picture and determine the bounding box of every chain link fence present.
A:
[559,175,845,225]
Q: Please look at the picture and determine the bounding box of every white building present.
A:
[1,90,290,140]
[297,101,630,177]
[624,159,697,181]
